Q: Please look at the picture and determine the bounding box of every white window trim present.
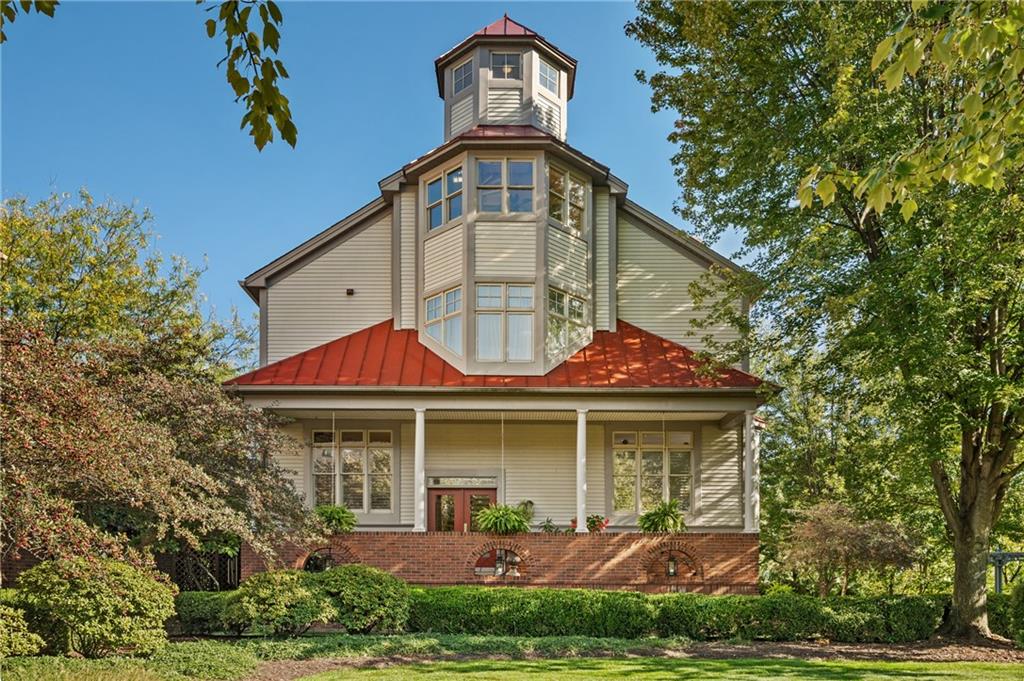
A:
[611,430,695,515]
[475,283,535,363]
[489,51,523,80]
[539,59,559,96]
[425,164,464,232]
[547,164,587,235]
[546,286,586,355]
[425,286,463,356]
[453,58,473,96]
[312,429,396,514]
[476,157,535,215]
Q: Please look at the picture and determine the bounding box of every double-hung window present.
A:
[548,165,586,233]
[425,286,463,355]
[546,287,586,355]
[490,52,521,79]
[426,166,464,230]
[477,159,534,214]
[612,431,694,515]
[453,59,473,95]
[476,284,535,362]
[539,60,559,95]
[312,430,396,513]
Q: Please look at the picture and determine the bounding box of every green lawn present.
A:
[301,658,1024,681]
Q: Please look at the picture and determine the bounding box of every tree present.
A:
[0,0,295,150]
[628,0,1024,638]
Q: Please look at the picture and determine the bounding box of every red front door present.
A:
[428,488,497,532]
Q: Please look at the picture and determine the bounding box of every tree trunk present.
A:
[949,527,991,639]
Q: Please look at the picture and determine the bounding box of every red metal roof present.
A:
[225,320,763,390]
[475,14,537,37]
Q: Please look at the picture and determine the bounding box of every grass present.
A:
[300,658,1024,681]
[2,634,1021,681]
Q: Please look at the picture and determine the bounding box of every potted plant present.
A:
[570,514,610,533]
[637,499,687,533]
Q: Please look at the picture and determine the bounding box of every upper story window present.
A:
[427,167,464,230]
[476,283,535,362]
[546,287,586,356]
[539,60,559,95]
[425,286,463,355]
[453,59,473,96]
[311,429,396,514]
[548,166,586,234]
[490,52,522,80]
[478,159,534,214]
[612,430,694,515]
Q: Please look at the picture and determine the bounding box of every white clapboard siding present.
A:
[475,221,536,278]
[400,189,416,328]
[487,88,525,124]
[533,94,561,136]
[617,217,741,354]
[400,422,605,526]
[594,188,611,329]
[547,225,588,292]
[449,96,475,138]
[266,212,391,362]
[698,424,743,527]
[271,422,308,502]
[423,223,463,293]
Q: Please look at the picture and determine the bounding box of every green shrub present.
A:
[475,505,530,534]
[173,591,235,635]
[637,499,686,533]
[1010,580,1024,646]
[987,592,1011,638]
[17,558,176,658]
[315,505,358,534]
[0,604,44,657]
[311,565,409,633]
[408,586,656,638]
[223,570,335,637]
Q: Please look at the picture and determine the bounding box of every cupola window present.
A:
[490,52,522,80]
[453,59,473,96]
[427,167,464,230]
[539,59,559,95]
[425,286,463,355]
[477,159,534,214]
[548,166,586,233]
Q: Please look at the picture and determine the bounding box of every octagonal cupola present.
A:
[435,15,577,141]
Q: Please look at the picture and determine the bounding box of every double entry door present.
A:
[428,488,496,532]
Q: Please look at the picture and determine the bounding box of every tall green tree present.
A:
[628,0,1024,638]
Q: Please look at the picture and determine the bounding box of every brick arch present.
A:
[293,541,360,570]
[639,539,705,586]
[465,539,532,577]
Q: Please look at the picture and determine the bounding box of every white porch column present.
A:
[742,411,760,532]
[413,408,426,532]
[575,408,588,533]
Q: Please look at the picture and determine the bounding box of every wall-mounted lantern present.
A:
[667,556,678,577]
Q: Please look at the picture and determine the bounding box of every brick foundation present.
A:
[243,531,759,594]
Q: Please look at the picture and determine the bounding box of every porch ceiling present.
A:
[272,409,728,422]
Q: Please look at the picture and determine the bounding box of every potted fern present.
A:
[637,499,686,533]
[476,504,531,534]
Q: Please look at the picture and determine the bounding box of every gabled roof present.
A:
[224,319,763,391]
[435,15,577,99]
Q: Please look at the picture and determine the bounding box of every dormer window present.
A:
[477,159,534,214]
[425,286,463,355]
[453,59,473,96]
[548,165,586,233]
[539,60,559,95]
[427,167,464,230]
[490,52,522,80]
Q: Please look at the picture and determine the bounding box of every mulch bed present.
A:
[245,637,1024,681]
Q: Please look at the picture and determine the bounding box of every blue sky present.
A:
[3,1,737,318]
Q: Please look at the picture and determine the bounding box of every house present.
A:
[226,16,766,593]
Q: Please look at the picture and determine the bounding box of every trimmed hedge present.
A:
[408,587,656,638]
[1012,581,1024,645]
[223,570,336,637]
[174,591,237,635]
[311,565,409,634]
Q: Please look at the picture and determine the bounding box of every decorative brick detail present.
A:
[243,531,758,594]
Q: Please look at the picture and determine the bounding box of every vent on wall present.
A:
[487,88,525,124]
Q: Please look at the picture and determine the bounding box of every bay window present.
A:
[476,283,534,362]
[425,286,463,355]
[477,159,534,214]
[546,287,586,356]
[547,165,586,233]
[426,166,464,230]
[312,429,395,513]
[612,431,694,515]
